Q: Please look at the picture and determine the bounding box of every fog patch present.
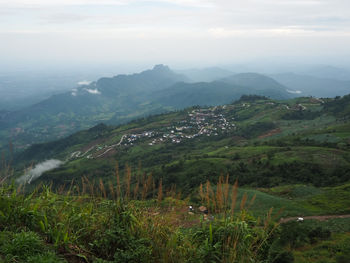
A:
[85,88,101,95]
[17,159,64,184]
[78,80,92,85]
[287,89,302,94]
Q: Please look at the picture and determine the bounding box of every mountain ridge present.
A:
[0,65,294,153]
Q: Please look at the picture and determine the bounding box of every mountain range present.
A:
[0,65,293,152]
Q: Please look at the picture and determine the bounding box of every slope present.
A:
[13,95,350,195]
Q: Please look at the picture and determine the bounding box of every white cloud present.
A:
[287,89,302,94]
[84,88,101,94]
[78,80,92,85]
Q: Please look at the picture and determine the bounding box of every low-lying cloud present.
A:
[85,88,101,94]
[287,89,302,94]
[16,159,64,184]
[78,80,92,85]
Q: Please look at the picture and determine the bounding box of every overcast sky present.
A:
[1,0,350,70]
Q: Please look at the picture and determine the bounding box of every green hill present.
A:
[13,95,350,195]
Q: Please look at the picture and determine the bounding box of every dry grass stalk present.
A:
[264,208,273,229]
[125,164,132,200]
[115,161,121,199]
[68,179,75,195]
[157,178,163,204]
[206,180,211,213]
[133,177,140,200]
[170,184,177,198]
[199,183,204,203]
[108,181,115,200]
[209,185,217,213]
[81,177,86,195]
[16,184,23,194]
[142,173,152,200]
[99,179,107,199]
[84,176,94,197]
[247,194,257,209]
[224,174,230,208]
[230,179,238,216]
[152,178,156,198]
[240,192,248,211]
[76,184,80,196]
[58,182,66,195]
[216,176,223,213]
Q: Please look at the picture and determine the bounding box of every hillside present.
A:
[4,94,350,263]
[221,73,292,100]
[14,95,350,195]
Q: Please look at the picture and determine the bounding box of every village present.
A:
[119,107,236,147]
[69,106,237,160]
[69,99,312,160]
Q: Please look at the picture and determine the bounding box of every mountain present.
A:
[14,95,350,193]
[0,66,296,153]
[221,73,293,99]
[152,81,245,108]
[0,65,187,151]
[177,67,234,82]
[151,73,292,109]
[271,73,350,98]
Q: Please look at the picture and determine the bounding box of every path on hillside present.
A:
[279,214,350,223]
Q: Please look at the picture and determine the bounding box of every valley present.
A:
[2,70,350,263]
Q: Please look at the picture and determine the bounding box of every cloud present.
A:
[1,0,350,66]
[287,89,302,94]
[42,13,93,24]
[77,80,92,85]
[84,88,101,94]
[16,159,64,184]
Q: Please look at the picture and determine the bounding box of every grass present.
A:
[300,183,350,214]
[293,233,350,263]
[0,181,279,263]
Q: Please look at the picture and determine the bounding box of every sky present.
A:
[1,0,350,70]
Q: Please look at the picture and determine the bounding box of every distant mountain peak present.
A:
[152,64,171,72]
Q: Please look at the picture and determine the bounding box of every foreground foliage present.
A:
[0,183,282,263]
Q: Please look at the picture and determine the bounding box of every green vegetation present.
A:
[0,182,280,263]
[2,94,350,262]
[12,95,349,196]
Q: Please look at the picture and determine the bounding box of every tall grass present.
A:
[0,162,281,263]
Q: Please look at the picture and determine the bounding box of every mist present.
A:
[16,159,64,184]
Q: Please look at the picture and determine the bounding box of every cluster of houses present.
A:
[68,106,237,160]
[118,107,236,147]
